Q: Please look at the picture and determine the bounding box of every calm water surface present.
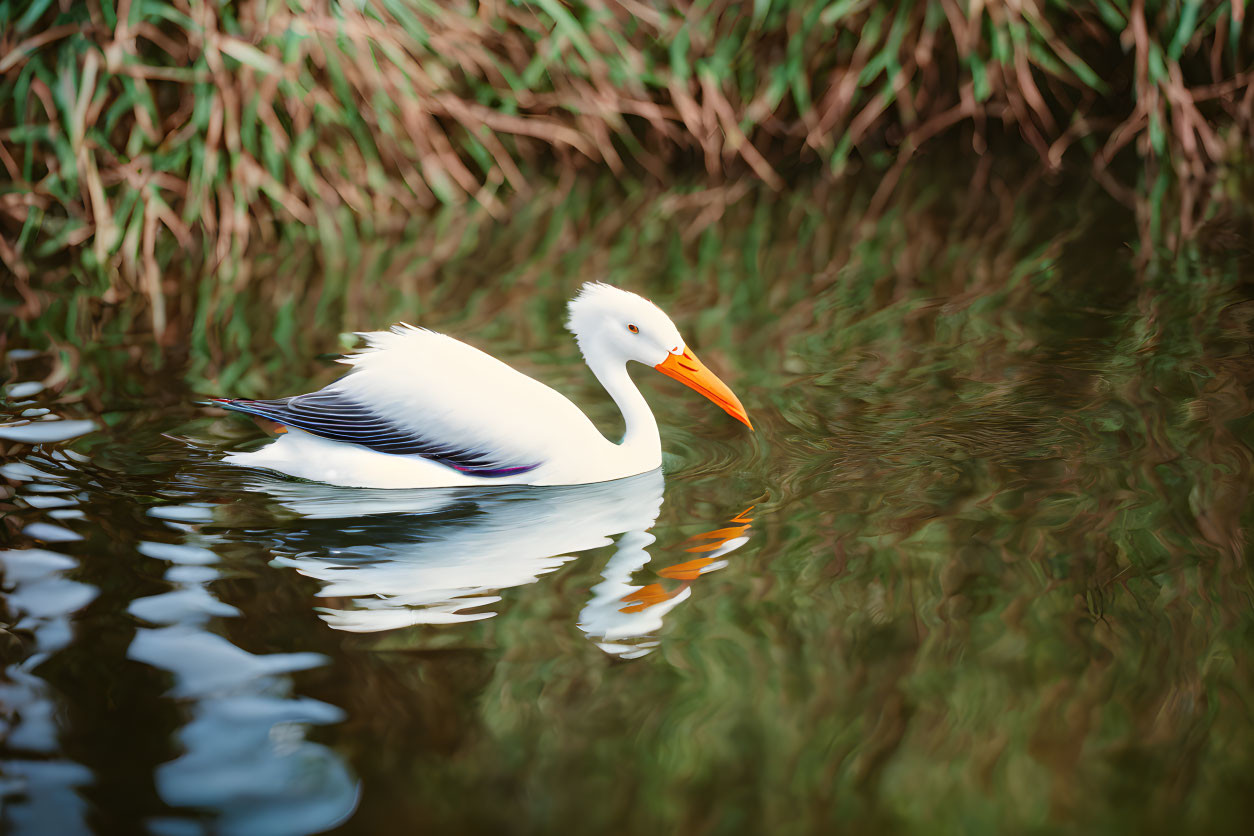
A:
[3,166,1254,834]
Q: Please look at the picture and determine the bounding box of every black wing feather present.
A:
[213,389,538,477]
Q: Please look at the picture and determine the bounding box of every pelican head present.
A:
[566,282,752,428]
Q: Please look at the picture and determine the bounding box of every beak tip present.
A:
[655,350,753,433]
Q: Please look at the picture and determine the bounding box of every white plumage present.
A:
[216,283,750,488]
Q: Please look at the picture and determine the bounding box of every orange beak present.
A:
[654,348,753,429]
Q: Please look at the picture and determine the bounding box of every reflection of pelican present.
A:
[267,470,666,634]
[242,470,754,657]
[214,283,750,488]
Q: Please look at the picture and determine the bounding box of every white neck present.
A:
[584,349,661,465]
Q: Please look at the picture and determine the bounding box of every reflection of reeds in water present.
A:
[722,170,1254,831]
[2,158,1253,832]
[3,1,1252,328]
[19,144,1244,405]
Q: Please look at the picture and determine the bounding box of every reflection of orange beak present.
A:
[654,348,753,429]
[619,583,686,613]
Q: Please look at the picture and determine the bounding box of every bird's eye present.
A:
[627,323,639,334]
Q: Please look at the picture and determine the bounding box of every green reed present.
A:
[2,0,1251,337]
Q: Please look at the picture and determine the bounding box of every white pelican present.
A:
[213,283,751,488]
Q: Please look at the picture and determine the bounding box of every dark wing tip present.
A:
[210,397,267,417]
[211,391,538,479]
[446,462,542,478]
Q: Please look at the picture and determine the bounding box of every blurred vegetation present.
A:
[3,157,1251,833]
[2,0,1253,339]
[229,155,1249,836]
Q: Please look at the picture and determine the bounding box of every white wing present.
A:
[219,325,603,477]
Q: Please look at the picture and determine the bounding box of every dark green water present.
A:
[3,163,1254,835]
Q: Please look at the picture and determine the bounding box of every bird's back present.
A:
[338,325,607,459]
